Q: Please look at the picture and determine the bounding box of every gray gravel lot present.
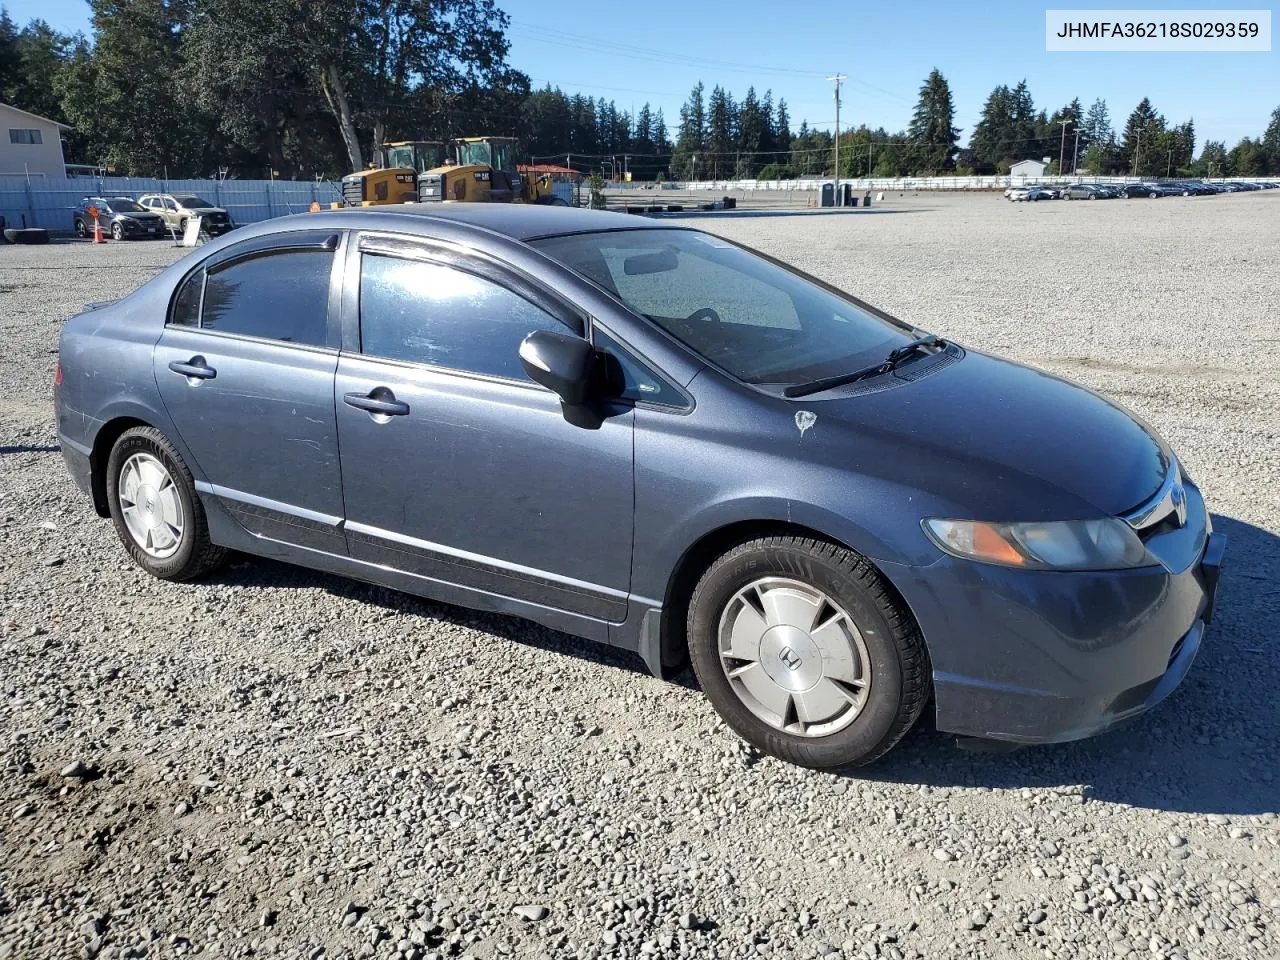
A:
[1,191,1277,960]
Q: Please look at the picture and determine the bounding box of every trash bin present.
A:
[839,183,853,207]
[722,196,737,210]
[863,191,873,208]
[849,196,858,207]
[819,182,835,207]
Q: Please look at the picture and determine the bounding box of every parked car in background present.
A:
[1009,186,1054,202]
[54,205,1226,769]
[139,194,235,236]
[73,197,167,240]
[1118,183,1164,199]
[1063,183,1116,200]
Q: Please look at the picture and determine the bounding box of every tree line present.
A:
[3,3,1279,180]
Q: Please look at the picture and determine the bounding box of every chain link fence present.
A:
[0,175,342,233]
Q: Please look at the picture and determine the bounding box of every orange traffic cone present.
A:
[92,218,104,244]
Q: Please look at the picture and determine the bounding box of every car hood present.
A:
[792,350,1171,522]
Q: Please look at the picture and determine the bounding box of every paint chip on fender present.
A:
[795,410,817,437]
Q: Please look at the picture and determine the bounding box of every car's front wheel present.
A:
[106,426,227,581]
[110,221,124,241]
[75,218,87,238]
[687,536,930,769]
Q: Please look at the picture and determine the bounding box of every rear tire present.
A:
[106,426,227,581]
[687,536,930,769]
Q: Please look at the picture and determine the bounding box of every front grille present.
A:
[418,175,442,202]
[342,178,364,206]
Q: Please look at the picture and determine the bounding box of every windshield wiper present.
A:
[782,335,947,399]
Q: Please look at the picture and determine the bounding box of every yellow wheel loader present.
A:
[416,137,563,205]
[336,141,446,207]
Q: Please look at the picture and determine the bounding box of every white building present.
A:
[0,102,70,180]
[1009,159,1048,179]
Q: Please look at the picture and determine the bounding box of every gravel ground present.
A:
[1,192,1277,960]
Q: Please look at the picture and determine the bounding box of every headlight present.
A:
[922,517,1150,570]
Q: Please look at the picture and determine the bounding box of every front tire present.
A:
[110,221,124,241]
[106,426,226,581]
[687,536,930,769]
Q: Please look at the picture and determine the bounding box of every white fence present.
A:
[654,175,1280,193]
[0,175,342,232]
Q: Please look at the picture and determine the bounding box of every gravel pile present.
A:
[2,194,1277,960]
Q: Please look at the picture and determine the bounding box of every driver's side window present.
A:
[358,253,571,382]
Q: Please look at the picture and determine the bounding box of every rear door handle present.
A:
[344,389,410,417]
[168,356,217,380]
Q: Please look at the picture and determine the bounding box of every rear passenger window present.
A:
[359,254,569,381]
[201,250,333,346]
[170,270,203,326]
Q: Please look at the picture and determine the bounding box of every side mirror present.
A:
[519,330,595,406]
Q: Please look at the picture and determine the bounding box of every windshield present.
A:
[175,196,213,207]
[457,141,492,166]
[532,229,909,384]
[109,199,145,212]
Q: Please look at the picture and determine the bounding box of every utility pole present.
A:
[1167,149,1172,178]
[1058,119,1069,176]
[867,138,872,179]
[1072,130,1080,175]
[1134,128,1141,176]
[827,74,846,195]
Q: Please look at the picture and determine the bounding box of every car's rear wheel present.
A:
[106,426,226,581]
[1149,191,1159,199]
[75,218,87,238]
[687,536,930,769]
[178,217,188,234]
[111,221,124,241]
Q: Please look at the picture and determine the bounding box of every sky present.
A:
[4,0,1277,152]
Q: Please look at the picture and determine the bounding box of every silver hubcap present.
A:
[118,453,184,559]
[717,577,872,738]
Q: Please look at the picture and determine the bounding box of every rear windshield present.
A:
[531,228,908,385]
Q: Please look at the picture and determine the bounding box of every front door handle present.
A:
[168,356,217,380]
[344,389,410,417]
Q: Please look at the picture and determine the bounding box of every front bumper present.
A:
[120,218,164,238]
[884,483,1225,745]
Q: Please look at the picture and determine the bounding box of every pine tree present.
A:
[907,68,959,173]
[775,99,792,154]
[1262,105,1280,172]
[1082,98,1113,145]
[706,85,734,179]
[673,82,705,179]
[736,86,764,177]
[1122,98,1165,176]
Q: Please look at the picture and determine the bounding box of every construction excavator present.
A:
[416,137,565,205]
[337,140,446,207]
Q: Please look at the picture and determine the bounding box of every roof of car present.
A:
[305,203,674,241]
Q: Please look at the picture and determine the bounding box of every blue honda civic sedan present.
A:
[55,205,1225,768]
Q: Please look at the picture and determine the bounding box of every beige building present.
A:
[0,102,69,180]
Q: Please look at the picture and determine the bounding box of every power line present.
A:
[509,21,828,79]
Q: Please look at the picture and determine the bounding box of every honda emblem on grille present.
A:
[1170,481,1187,526]
[778,646,802,671]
